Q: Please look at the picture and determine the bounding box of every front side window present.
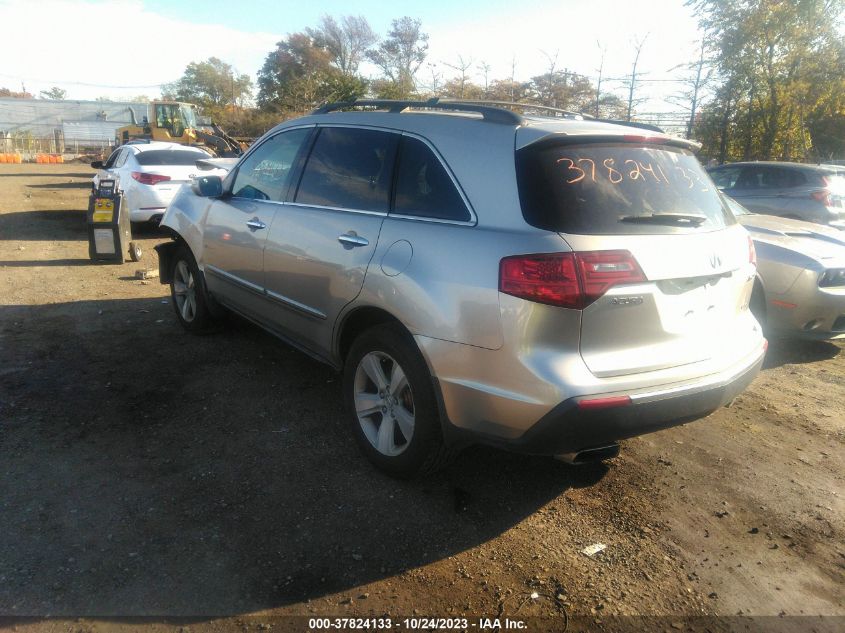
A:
[516,141,735,235]
[231,128,311,201]
[393,136,470,221]
[114,149,130,168]
[295,127,398,213]
[709,166,742,190]
[104,148,123,169]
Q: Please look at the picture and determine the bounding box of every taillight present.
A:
[748,235,757,266]
[499,250,645,309]
[810,189,831,206]
[131,171,171,185]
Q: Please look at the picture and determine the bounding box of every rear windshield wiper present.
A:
[619,213,708,227]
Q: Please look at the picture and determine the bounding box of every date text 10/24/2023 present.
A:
[307,617,529,630]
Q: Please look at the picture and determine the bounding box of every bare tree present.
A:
[665,40,712,139]
[307,15,377,76]
[540,49,559,107]
[443,55,474,99]
[426,62,443,96]
[625,34,649,121]
[477,61,492,96]
[595,41,607,117]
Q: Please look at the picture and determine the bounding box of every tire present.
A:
[749,279,767,331]
[128,241,142,262]
[343,324,453,478]
[169,245,214,332]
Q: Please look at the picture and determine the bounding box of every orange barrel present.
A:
[49,154,57,164]
[14,153,22,164]
[35,154,42,164]
[0,154,7,164]
[57,155,64,164]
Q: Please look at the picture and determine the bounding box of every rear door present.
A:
[202,127,313,322]
[261,126,399,357]
[516,139,758,378]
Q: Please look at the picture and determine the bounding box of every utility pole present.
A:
[595,41,606,118]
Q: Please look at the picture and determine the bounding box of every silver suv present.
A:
[708,161,845,228]
[156,100,766,477]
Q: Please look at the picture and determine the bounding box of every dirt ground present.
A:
[0,164,842,633]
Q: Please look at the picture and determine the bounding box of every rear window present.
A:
[136,149,209,166]
[516,142,735,235]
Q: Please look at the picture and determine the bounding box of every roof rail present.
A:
[439,99,593,120]
[311,98,524,125]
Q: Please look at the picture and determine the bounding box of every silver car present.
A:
[708,161,845,228]
[155,99,766,477]
[725,197,845,339]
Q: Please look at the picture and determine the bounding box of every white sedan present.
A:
[91,141,227,224]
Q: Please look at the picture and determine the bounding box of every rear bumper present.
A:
[500,346,764,454]
[424,336,766,455]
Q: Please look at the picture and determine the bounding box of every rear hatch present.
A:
[135,149,214,185]
[514,134,757,378]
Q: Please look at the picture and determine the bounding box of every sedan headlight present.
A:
[819,268,845,287]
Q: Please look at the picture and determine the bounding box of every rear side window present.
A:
[516,142,735,235]
[295,127,397,213]
[136,150,209,166]
[232,128,311,201]
[735,166,807,189]
[393,136,470,221]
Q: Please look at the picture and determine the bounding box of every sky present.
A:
[0,0,706,116]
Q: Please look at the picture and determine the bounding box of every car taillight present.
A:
[748,235,757,266]
[499,250,645,309]
[131,171,171,185]
[810,189,831,206]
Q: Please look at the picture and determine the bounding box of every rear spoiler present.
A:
[521,132,702,153]
[195,157,239,172]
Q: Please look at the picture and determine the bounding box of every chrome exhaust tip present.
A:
[555,443,620,465]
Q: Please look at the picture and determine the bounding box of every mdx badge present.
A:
[710,253,722,269]
[610,296,644,306]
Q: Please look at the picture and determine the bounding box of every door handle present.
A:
[246,218,267,231]
[338,232,369,248]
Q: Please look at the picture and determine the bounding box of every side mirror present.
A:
[90,160,104,169]
[191,175,223,197]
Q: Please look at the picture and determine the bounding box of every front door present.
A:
[201,127,313,322]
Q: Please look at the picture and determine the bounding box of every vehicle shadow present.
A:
[0,209,88,241]
[0,299,605,617]
[763,337,842,369]
[0,210,165,242]
[0,172,94,179]
[27,182,93,190]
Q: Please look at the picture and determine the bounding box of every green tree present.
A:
[689,0,845,161]
[258,33,367,112]
[0,87,33,98]
[367,17,429,97]
[39,87,66,100]
[163,57,252,110]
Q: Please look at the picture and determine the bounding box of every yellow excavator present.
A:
[115,101,246,157]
